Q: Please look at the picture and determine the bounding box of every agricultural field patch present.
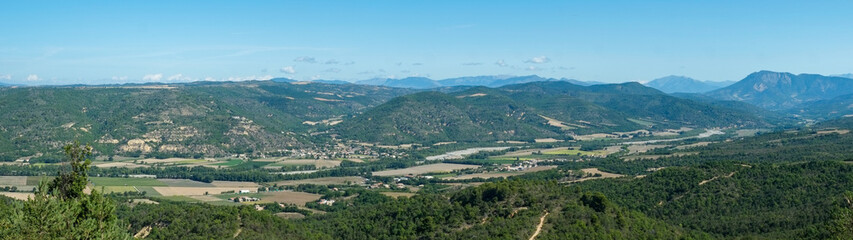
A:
[0,192,34,200]
[212,159,243,167]
[209,181,259,188]
[90,177,167,187]
[372,163,480,176]
[158,179,215,187]
[134,186,162,196]
[0,176,27,186]
[542,148,606,156]
[381,192,416,198]
[273,177,366,186]
[153,187,256,196]
[27,176,55,186]
[94,162,148,169]
[98,186,138,193]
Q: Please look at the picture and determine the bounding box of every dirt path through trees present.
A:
[529,211,549,240]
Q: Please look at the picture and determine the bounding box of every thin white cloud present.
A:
[462,62,482,66]
[343,61,355,65]
[167,74,195,82]
[111,76,128,81]
[280,66,296,74]
[143,73,163,81]
[204,77,217,81]
[323,68,342,73]
[525,56,550,64]
[294,56,317,63]
[324,59,339,64]
[0,74,11,80]
[525,66,540,71]
[26,74,40,81]
[495,60,508,67]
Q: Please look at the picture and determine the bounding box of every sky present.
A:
[1,0,852,85]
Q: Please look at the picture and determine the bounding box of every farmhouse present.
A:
[318,199,335,206]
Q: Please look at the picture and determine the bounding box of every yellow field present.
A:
[99,186,138,193]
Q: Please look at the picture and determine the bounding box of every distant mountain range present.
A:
[643,76,733,93]
[353,75,605,89]
[706,71,853,110]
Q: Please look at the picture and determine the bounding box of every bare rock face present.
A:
[120,139,153,153]
[707,71,853,110]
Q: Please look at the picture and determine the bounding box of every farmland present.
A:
[273,176,367,186]
[372,163,480,176]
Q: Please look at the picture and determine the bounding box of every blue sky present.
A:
[1,1,852,85]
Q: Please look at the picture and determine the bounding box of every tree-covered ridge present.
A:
[579,161,853,239]
[0,81,414,161]
[339,81,772,144]
[115,179,704,239]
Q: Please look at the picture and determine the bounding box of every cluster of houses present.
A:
[230,196,260,203]
[500,161,540,172]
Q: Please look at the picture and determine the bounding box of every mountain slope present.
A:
[706,71,853,110]
[0,81,415,161]
[501,81,766,128]
[336,91,559,144]
[644,75,731,93]
[338,81,771,144]
[788,93,853,120]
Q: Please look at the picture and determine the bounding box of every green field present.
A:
[175,159,206,165]
[213,159,243,167]
[135,186,162,196]
[89,177,167,187]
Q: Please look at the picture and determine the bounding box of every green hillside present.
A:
[0,81,414,161]
[338,81,772,144]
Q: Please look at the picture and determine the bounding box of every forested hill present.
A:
[337,81,772,144]
[116,179,707,239]
[0,81,415,161]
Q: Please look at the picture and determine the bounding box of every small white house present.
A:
[239,190,251,194]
